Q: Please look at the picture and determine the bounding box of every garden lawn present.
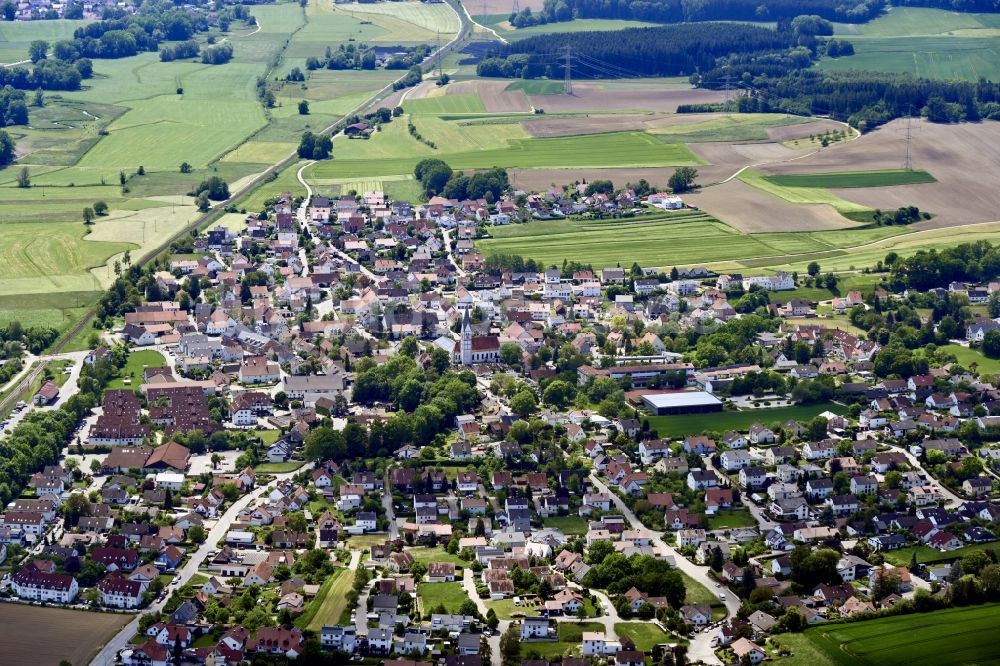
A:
[648,402,844,438]
[524,622,606,659]
[417,581,471,615]
[407,546,466,568]
[486,598,540,620]
[707,508,757,530]
[614,622,674,652]
[803,603,1000,666]
[679,571,725,620]
[253,461,305,474]
[303,567,355,631]
[882,541,1000,567]
[542,515,588,536]
[106,350,167,390]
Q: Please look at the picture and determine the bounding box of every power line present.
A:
[564,45,572,95]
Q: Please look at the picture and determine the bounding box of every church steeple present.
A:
[460,308,472,365]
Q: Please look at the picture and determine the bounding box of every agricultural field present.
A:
[310,125,701,181]
[737,169,872,215]
[0,603,134,666]
[0,0,414,342]
[802,604,1000,666]
[825,8,1000,81]
[648,402,844,438]
[474,211,912,270]
[763,169,936,189]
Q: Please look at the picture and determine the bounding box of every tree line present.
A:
[510,0,884,29]
[414,158,509,201]
[478,22,800,79]
[0,58,90,91]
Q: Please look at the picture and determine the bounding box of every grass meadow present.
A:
[417,581,471,615]
[738,170,872,214]
[764,169,936,188]
[311,129,702,180]
[648,402,844,438]
[825,8,1000,81]
[802,604,1000,666]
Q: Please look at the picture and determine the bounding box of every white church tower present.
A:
[460,308,473,366]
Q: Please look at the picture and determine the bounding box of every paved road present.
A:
[441,228,467,278]
[882,440,964,508]
[462,568,505,665]
[383,468,398,540]
[587,475,739,616]
[89,464,313,666]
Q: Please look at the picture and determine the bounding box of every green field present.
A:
[505,80,568,95]
[479,14,660,40]
[764,170,936,189]
[474,212,910,269]
[106,350,167,390]
[417,581,471,615]
[310,129,702,180]
[542,515,589,535]
[0,221,132,296]
[405,94,487,115]
[804,604,1000,666]
[939,345,1000,378]
[648,402,844,438]
[706,508,758,530]
[739,170,872,214]
[649,113,817,144]
[303,568,355,631]
[882,540,1000,568]
[824,8,1000,80]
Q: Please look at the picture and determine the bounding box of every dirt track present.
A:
[759,118,1000,228]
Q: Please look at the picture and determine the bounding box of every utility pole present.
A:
[903,109,913,171]
[436,30,442,80]
[723,72,732,114]
[564,45,572,95]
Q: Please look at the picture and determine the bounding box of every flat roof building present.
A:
[641,391,723,416]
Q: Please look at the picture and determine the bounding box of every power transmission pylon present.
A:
[723,72,732,114]
[903,111,913,171]
[564,45,572,95]
[436,30,442,80]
